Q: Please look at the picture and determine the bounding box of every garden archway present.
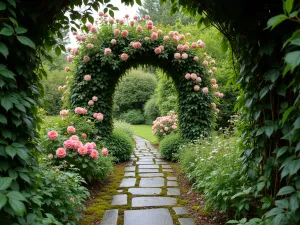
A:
[69,17,222,140]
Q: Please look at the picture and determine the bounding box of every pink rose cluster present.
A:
[75,107,87,115]
[57,85,67,92]
[59,109,69,119]
[88,96,98,106]
[152,111,178,139]
[93,113,104,121]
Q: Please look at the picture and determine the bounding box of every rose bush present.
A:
[152,111,179,140]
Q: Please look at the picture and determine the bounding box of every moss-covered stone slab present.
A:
[167,176,177,181]
[120,178,136,187]
[139,173,164,177]
[163,169,173,172]
[128,188,162,195]
[139,168,159,173]
[111,194,127,205]
[124,172,135,177]
[167,181,178,187]
[139,177,165,187]
[178,218,196,225]
[167,188,181,196]
[125,166,136,171]
[138,165,159,169]
[136,161,155,165]
[132,197,177,207]
[100,209,118,225]
[173,207,189,215]
[124,208,174,225]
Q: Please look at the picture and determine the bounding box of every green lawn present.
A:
[132,124,158,144]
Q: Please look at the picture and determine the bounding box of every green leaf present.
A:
[9,198,26,216]
[16,36,36,49]
[0,177,13,190]
[19,173,30,184]
[259,86,269,99]
[0,2,6,11]
[0,27,13,36]
[266,207,284,217]
[290,193,299,212]
[289,11,298,17]
[15,27,28,34]
[7,191,26,201]
[265,126,274,137]
[7,0,16,8]
[264,69,280,82]
[293,117,300,129]
[284,0,294,14]
[136,0,142,6]
[256,126,266,136]
[285,51,300,72]
[267,14,288,30]
[0,114,7,124]
[55,46,61,56]
[1,96,14,111]
[273,213,285,225]
[0,193,7,210]
[0,42,9,58]
[276,146,288,158]
[276,84,286,96]
[282,106,295,124]
[0,67,15,80]
[277,186,295,196]
[5,146,17,159]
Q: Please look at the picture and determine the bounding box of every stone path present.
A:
[100,136,195,225]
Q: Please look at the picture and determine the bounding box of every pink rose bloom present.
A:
[211,60,216,65]
[84,75,91,81]
[104,48,112,55]
[124,14,129,18]
[87,43,94,48]
[67,47,72,52]
[90,149,99,159]
[48,154,53,159]
[72,31,77,36]
[151,32,158,40]
[202,87,209,94]
[121,53,129,61]
[173,36,179,43]
[136,25,143,32]
[147,24,153,30]
[109,18,114,24]
[67,56,72,62]
[145,15,150,20]
[67,126,76,134]
[92,96,98,101]
[83,55,90,62]
[220,93,224,98]
[91,26,97,33]
[56,148,67,158]
[174,53,181,59]
[103,13,108,18]
[111,39,117,45]
[212,67,217,72]
[177,44,184,52]
[81,133,87,139]
[121,30,129,37]
[152,26,157,31]
[179,34,185,40]
[82,108,87,114]
[133,42,142,49]
[215,92,221,97]
[64,139,74,149]
[114,29,120,36]
[203,52,207,57]
[65,67,70,72]
[129,20,135,26]
[140,18,144,21]
[154,47,161,54]
[163,36,169,41]
[48,130,58,140]
[172,125,177,129]
[87,23,92,30]
[215,108,220,113]
[88,100,94,105]
[193,56,199,62]
[98,11,104,16]
[196,77,202,82]
[203,60,209,67]
[60,109,69,119]
[164,127,169,131]
[183,44,189,51]
[91,142,97,149]
[194,85,200,91]
[185,73,191,79]
[102,148,109,156]
[73,48,78,55]
[85,143,94,153]
[73,140,83,150]
[118,19,124,25]
[191,42,198,48]
[133,15,138,20]
[169,31,174,36]
[174,31,179,36]
[199,41,205,48]
[157,30,163,35]
[160,129,163,133]
[146,20,153,26]
[96,113,104,121]
[78,146,88,155]
[144,37,150,41]
[182,53,188,59]
[211,78,217,84]
[208,70,213,75]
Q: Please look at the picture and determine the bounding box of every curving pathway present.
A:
[100,136,195,225]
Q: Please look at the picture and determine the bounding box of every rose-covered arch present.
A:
[68,14,224,140]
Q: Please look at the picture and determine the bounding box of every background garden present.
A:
[0,0,299,225]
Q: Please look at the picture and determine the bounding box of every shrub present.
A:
[152,111,178,140]
[103,130,134,162]
[114,120,135,138]
[33,168,89,224]
[178,124,251,218]
[159,133,183,161]
[114,69,157,113]
[144,94,160,124]
[119,109,145,124]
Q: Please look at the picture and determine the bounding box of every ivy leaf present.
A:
[266,207,284,217]
[284,51,300,72]
[8,198,26,216]
[259,86,269,99]
[15,27,28,34]
[0,114,7,124]
[0,193,7,210]
[7,191,26,201]
[0,2,6,11]
[19,173,30,184]
[1,96,14,111]
[0,177,13,190]
[284,0,294,14]
[264,70,280,82]
[0,27,13,36]
[5,146,17,159]
[290,193,299,212]
[265,126,274,137]
[7,0,16,8]
[55,46,61,56]
[282,106,295,124]
[266,14,288,30]
[16,36,36,49]
[0,67,15,80]
[136,0,142,5]
[293,117,300,129]
[0,42,9,58]
[277,186,295,196]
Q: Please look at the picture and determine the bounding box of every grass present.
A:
[132,124,158,144]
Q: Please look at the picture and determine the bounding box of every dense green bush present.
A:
[114,69,157,114]
[114,120,135,138]
[144,94,160,124]
[179,124,251,218]
[119,109,145,124]
[33,168,89,224]
[103,130,134,162]
[159,133,183,161]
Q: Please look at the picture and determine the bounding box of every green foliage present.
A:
[152,111,178,140]
[119,109,145,124]
[144,94,160,124]
[114,120,135,138]
[103,130,134,162]
[159,133,183,161]
[114,69,157,114]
